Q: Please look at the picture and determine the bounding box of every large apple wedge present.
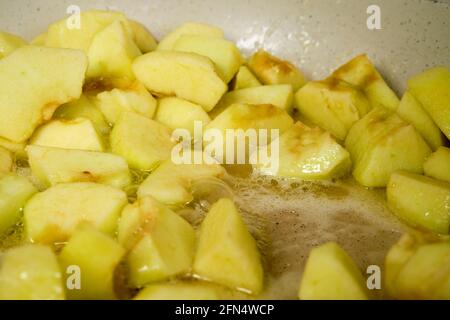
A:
[132,51,227,112]
[0,244,64,300]
[231,66,262,90]
[27,145,131,189]
[0,31,26,58]
[193,198,264,294]
[408,66,450,139]
[24,182,127,244]
[298,242,369,300]
[0,46,87,142]
[0,146,12,178]
[423,147,450,183]
[387,171,450,234]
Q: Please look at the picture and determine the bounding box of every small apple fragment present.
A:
[27,145,131,189]
[110,112,174,170]
[423,147,450,183]
[157,22,224,51]
[298,242,369,300]
[0,31,26,58]
[0,146,12,178]
[30,118,105,152]
[248,50,307,91]
[387,171,450,234]
[173,35,243,83]
[256,122,351,180]
[294,79,371,141]
[397,91,445,151]
[193,198,264,294]
[95,82,157,125]
[232,66,262,90]
[137,157,226,208]
[330,54,400,111]
[408,66,450,139]
[0,137,26,157]
[129,20,157,53]
[59,224,125,299]
[132,51,227,112]
[24,182,127,244]
[0,46,87,142]
[134,282,220,300]
[0,244,64,300]
[30,32,47,45]
[0,174,37,235]
[119,197,196,287]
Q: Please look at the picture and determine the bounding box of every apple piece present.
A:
[256,122,351,180]
[119,197,196,287]
[129,20,157,53]
[87,20,141,80]
[24,182,127,244]
[54,94,110,136]
[134,282,220,300]
[157,22,224,51]
[397,91,444,150]
[59,224,125,299]
[408,66,450,139]
[110,112,174,170]
[30,32,47,45]
[0,146,12,178]
[423,147,450,183]
[173,35,243,83]
[212,85,294,117]
[0,31,26,58]
[27,145,131,189]
[232,66,262,90]
[132,51,227,112]
[0,174,37,235]
[137,157,226,208]
[294,79,371,141]
[30,118,105,152]
[0,46,87,142]
[298,242,369,300]
[0,244,64,300]
[95,81,157,125]
[45,10,132,52]
[0,137,26,157]
[330,54,400,111]
[387,171,450,234]
[193,198,264,294]
[248,50,307,91]
[155,97,211,135]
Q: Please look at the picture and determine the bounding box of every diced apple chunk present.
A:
[155,97,211,134]
[30,32,47,45]
[294,79,371,141]
[132,51,227,112]
[59,224,125,299]
[256,122,351,180]
[30,118,105,152]
[95,81,157,124]
[0,146,12,178]
[232,66,262,90]
[129,20,157,53]
[173,35,243,83]
[0,244,64,300]
[423,147,450,183]
[110,112,174,170]
[137,157,226,208]
[0,46,87,142]
[0,31,26,58]
[330,54,400,111]
[397,91,444,150]
[193,198,264,294]
[24,182,127,244]
[119,197,196,287]
[387,171,450,234]
[408,67,450,139]
[298,242,369,300]
[87,20,141,80]
[0,137,26,157]
[27,145,131,189]
[0,174,37,234]
[134,282,220,300]
[248,50,306,91]
[157,22,224,51]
